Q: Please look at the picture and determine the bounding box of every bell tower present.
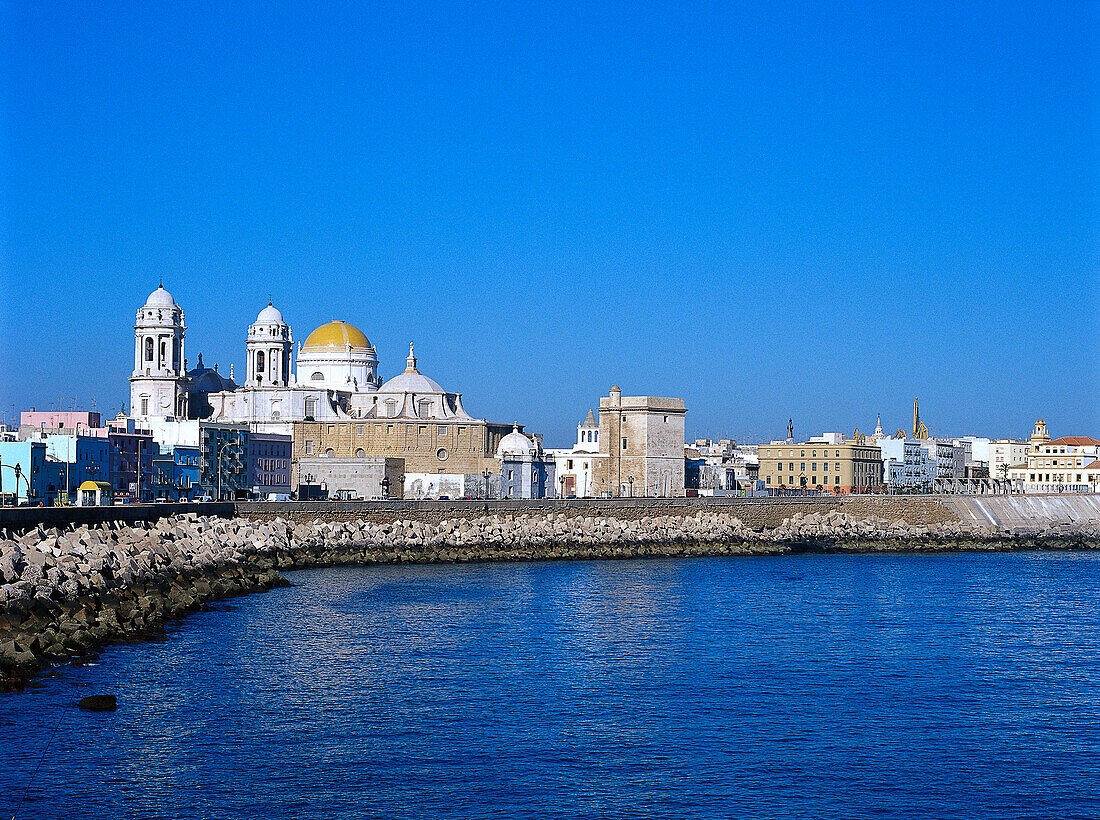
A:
[246,302,292,386]
[130,284,188,419]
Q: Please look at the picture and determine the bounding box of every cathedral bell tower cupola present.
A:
[246,302,292,387]
[130,284,189,420]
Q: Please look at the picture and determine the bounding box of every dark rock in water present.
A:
[78,694,116,711]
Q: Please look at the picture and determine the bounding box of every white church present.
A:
[129,285,477,437]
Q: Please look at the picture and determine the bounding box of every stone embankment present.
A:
[3,510,1099,690]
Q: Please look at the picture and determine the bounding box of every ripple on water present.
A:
[2,551,1100,820]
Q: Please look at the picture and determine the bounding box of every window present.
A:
[438,426,447,435]
[311,372,324,381]
[437,448,447,461]
[355,448,365,458]
[305,441,313,455]
[801,463,805,471]
[324,448,334,457]
[834,476,839,485]
[567,460,573,469]
[458,426,466,434]
[664,416,668,423]
[823,462,828,470]
[141,398,149,415]
[622,438,628,450]
[801,450,805,457]
[357,425,364,435]
[812,463,817,471]
[778,462,783,470]
[419,426,427,434]
[766,475,771,484]
[145,338,154,361]
[327,425,335,434]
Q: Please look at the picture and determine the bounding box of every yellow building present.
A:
[758,437,882,494]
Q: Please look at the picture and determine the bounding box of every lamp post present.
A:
[558,474,565,500]
[380,475,390,499]
[482,469,491,500]
[627,475,633,498]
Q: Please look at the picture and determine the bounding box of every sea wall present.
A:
[237,495,966,529]
[3,507,1099,691]
[5,494,1098,535]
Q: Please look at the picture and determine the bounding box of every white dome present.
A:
[256,303,285,324]
[379,343,443,393]
[497,424,536,458]
[379,371,443,394]
[144,285,176,308]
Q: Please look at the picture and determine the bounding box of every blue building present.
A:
[0,440,48,503]
[43,434,111,503]
[199,423,249,500]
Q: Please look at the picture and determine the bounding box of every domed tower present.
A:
[130,284,188,419]
[246,302,292,387]
[295,320,378,391]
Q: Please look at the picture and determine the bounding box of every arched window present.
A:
[311,372,324,381]
[324,448,334,457]
[355,448,365,458]
[145,338,154,361]
[257,351,265,375]
[160,340,167,364]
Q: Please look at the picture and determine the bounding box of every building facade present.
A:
[591,387,687,498]
[1013,420,1100,493]
[249,433,292,497]
[497,424,556,499]
[198,423,250,500]
[759,437,883,493]
[547,410,599,497]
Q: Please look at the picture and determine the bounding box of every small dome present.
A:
[256,303,285,324]
[301,321,371,351]
[497,423,536,458]
[379,342,443,393]
[144,285,176,308]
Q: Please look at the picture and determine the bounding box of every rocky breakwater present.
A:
[3,509,1099,691]
[0,515,286,692]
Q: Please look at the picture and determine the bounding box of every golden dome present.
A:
[301,321,371,351]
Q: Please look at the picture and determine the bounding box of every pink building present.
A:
[20,410,103,432]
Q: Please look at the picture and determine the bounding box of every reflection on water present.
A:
[3,551,1100,819]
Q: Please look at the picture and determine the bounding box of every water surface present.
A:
[2,551,1099,819]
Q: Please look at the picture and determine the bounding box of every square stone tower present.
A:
[592,386,686,497]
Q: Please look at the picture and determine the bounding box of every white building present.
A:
[1010,420,1100,493]
[548,410,599,497]
[988,439,1029,481]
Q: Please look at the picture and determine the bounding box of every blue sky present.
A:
[2,1,1096,446]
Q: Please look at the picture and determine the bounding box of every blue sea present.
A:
[3,551,1100,819]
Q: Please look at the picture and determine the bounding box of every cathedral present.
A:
[129,285,478,434]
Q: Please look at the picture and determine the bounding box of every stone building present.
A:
[591,387,687,498]
[290,417,517,498]
[758,436,882,493]
[296,456,404,500]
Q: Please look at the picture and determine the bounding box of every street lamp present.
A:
[482,469,491,500]
[380,475,390,499]
[627,475,633,498]
[558,474,565,500]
